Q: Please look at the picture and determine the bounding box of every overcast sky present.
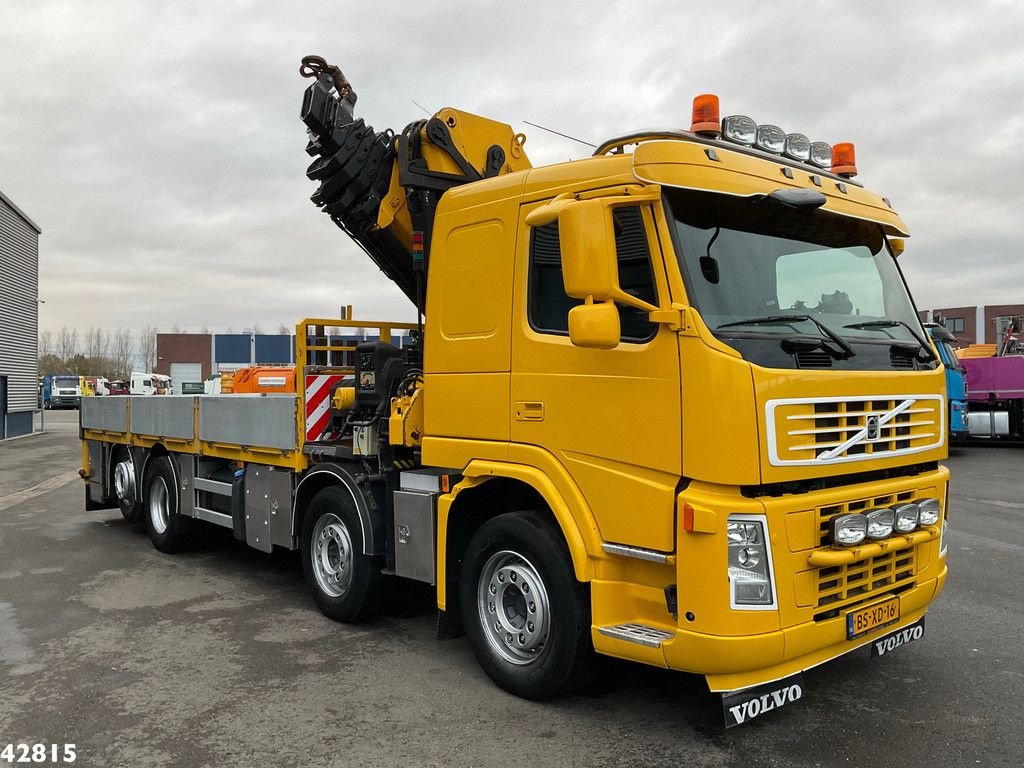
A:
[2,0,1022,336]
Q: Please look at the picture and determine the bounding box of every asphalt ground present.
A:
[1,410,1021,767]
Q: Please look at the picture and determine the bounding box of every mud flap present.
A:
[721,672,805,728]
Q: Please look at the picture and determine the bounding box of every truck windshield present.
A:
[665,188,923,346]
[55,377,79,386]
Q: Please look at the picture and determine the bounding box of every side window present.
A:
[528,205,658,342]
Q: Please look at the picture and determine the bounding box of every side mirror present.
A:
[568,298,620,349]
[559,200,657,312]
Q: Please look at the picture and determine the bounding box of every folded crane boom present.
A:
[299,55,532,305]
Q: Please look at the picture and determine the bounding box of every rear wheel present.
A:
[112,449,142,523]
[460,511,593,700]
[144,456,190,553]
[300,485,382,622]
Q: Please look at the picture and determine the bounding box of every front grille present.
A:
[812,489,920,620]
[767,394,943,466]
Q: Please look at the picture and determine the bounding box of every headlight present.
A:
[864,507,895,540]
[893,503,920,533]
[727,517,774,608]
[830,513,867,546]
[722,115,756,145]
[918,498,941,526]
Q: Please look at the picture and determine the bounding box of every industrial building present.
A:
[0,189,41,439]
[919,304,1024,346]
[156,331,412,389]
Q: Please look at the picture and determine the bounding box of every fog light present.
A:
[809,141,832,168]
[755,124,786,154]
[894,503,920,533]
[830,513,867,546]
[865,507,895,540]
[722,115,756,145]
[918,498,941,526]
[784,133,811,161]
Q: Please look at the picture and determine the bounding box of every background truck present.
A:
[80,58,949,726]
[925,323,968,440]
[129,372,172,396]
[46,374,82,409]
[961,319,1024,438]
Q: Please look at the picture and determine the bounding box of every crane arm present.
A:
[299,56,531,305]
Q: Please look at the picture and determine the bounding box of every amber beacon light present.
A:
[691,94,721,136]
[831,142,858,177]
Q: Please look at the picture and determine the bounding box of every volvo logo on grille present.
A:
[866,414,880,440]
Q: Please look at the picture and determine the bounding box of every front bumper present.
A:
[676,567,945,692]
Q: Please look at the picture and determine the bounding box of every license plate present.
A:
[846,596,899,639]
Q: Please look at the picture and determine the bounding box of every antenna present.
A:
[523,120,596,148]
[412,99,433,116]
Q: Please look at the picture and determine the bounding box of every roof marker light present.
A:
[809,141,832,168]
[691,94,721,136]
[722,115,756,145]
[831,142,858,177]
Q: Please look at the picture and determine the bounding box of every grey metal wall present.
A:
[0,191,41,426]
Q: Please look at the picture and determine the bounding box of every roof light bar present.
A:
[694,98,856,176]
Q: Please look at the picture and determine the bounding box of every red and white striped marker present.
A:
[304,374,346,443]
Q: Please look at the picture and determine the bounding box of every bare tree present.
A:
[39,329,52,358]
[83,327,110,361]
[171,324,183,334]
[138,325,158,373]
[278,323,290,335]
[56,326,78,362]
[252,324,263,335]
[200,326,210,335]
[111,328,134,380]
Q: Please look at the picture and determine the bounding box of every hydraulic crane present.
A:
[299,55,532,308]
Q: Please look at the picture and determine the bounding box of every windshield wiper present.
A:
[843,320,936,362]
[717,314,855,359]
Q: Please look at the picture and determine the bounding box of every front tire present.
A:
[300,486,382,622]
[144,456,190,553]
[460,511,593,700]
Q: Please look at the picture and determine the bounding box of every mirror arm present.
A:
[648,303,689,332]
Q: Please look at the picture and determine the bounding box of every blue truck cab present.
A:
[925,323,968,441]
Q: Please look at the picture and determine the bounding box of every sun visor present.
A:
[632,140,909,237]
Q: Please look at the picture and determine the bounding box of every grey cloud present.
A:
[2,0,1021,336]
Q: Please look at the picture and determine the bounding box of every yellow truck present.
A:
[80,58,949,727]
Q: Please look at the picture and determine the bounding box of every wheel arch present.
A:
[438,461,599,614]
[293,463,383,556]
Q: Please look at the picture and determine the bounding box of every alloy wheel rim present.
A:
[477,550,550,665]
[312,513,354,598]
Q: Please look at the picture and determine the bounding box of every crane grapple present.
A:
[299,56,532,306]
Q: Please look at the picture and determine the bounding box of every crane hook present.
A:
[299,55,353,99]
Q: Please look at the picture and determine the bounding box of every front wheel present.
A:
[300,486,382,622]
[460,512,593,700]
